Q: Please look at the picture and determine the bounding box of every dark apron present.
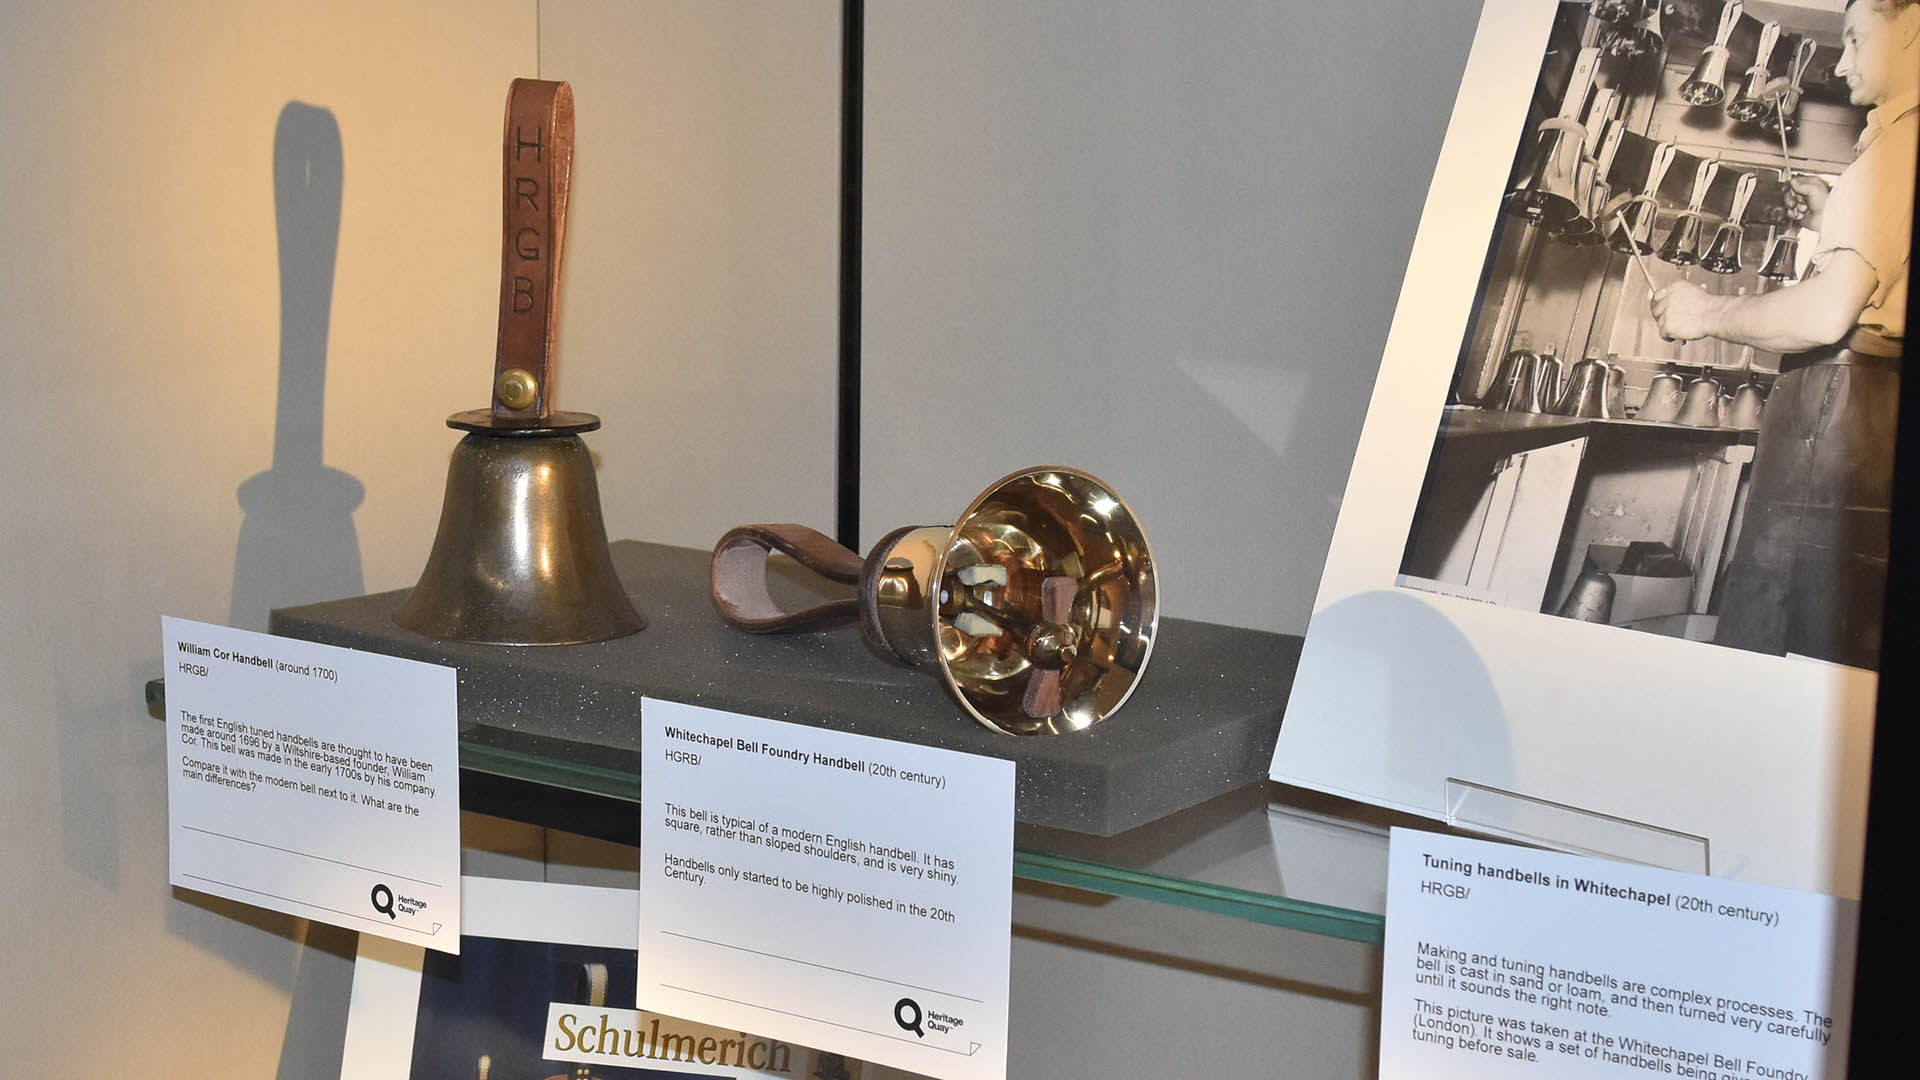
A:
[1713,331,1900,670]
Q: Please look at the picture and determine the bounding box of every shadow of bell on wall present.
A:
[229,102,365,631]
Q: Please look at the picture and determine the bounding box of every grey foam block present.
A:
[270,541,1299,835]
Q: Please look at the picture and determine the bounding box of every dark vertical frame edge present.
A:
[1845,137,1918,1074]
[835,0,864,551]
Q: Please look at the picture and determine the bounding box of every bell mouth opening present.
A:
[928,468,1158,737]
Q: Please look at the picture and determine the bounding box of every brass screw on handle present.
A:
[495,368,539,410]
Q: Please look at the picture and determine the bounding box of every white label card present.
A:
[162,616,460,950]
[637,697,1015,1080]
[1381,828,1856,1079]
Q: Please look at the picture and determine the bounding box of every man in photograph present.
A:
[1652,0,1918,669]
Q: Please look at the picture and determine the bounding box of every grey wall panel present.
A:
[1010,882,1381,1078]
[863,1,1483,634]
[540,0,844,551]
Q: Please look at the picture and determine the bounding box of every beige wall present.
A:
[0,4,531,1074]
[0,0,1472,1075]
[0,0,839,1074]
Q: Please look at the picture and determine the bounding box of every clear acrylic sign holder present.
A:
[1443,777,1710,875]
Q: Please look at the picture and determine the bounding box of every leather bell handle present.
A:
[492,79,574,424]
[1685,158,1720,214]
[711,524,865,633]
[1711,2,1742,49]
[1020,576,1079,719]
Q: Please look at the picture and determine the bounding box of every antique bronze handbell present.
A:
[396,79,646,645]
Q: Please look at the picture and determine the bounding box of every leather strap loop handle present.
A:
[493,79,574,424]
[711,524,865,633]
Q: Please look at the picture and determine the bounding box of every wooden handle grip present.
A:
[492,78,574,424]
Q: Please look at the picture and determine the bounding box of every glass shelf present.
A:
[154,678,1395,946]
[1010,850,1383,944]
[455,728,1392,946]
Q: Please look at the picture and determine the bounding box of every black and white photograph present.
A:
[1274,0,1900,899]
[1396,0,1914,672]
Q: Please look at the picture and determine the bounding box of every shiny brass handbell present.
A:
[1547,161,1603,245]
[1658,212,1703,265]
[395,78,646,646]
[1759,37,1818,135]
[1680,45,1732,106]
[1727,21,1783,124]
[1726,68,1773,123]
[1681,3,1744,106]
[1507,119,1587,226]
[1614,141,1678,255]
[1555,356,1618,419]
[1510,49,1601,226]
[1600,4,1663,61]
[1758,98,1799,137]
[1559,109,1626,248]
[1533,352,1564,414]
[1759,226,1800,281]
[1702,171,1758,274]
[1701,222,1745,273]
[1482,347,1538,411]
[1605,360,1628,418]
[1664,157,1721,267]
[710,468,1158,736]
